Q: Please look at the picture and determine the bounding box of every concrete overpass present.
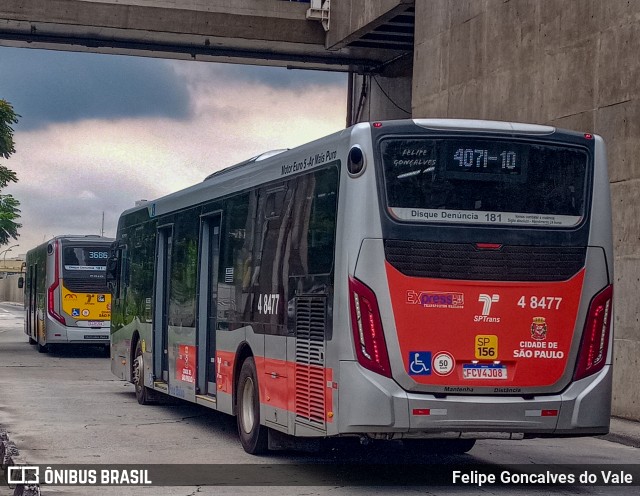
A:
[0,0,415,73]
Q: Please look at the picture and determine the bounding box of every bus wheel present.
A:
[36,342,48,353]
[28,337,36,345]
[236,357,268,454]
[133,341,152,405]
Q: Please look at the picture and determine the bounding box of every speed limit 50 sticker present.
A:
[432,351,455,376]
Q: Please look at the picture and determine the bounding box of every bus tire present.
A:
[133,340,153,405]
[236,357,268,454]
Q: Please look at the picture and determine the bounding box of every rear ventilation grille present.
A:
[294,296,326,431]
[63,278,109,293]
[384,240,586,281]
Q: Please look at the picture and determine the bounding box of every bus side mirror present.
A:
[18,276,24,289]
[106,257,118,284]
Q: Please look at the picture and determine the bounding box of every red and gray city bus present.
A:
[108,119,613,454]
[23,235,114,353]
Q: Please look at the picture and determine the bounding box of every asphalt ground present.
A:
[0,303,640,496]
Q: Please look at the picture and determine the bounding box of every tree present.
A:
[0,99,21,245]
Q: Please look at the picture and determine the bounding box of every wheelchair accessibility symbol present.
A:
[408,351,432,376]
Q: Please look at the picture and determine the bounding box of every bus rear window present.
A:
[63,247,109,273]
[380,138,588,227]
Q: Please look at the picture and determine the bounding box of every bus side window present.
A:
[307,167,339,275]
[120,247,130,297]
[106,242,128,299]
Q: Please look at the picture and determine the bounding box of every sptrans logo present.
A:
[407,291,464,309]
[475,294,500,323]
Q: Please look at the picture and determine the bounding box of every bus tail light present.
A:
[47,239,66,325]
[348,276,391,378]
[48,280,65,325]
[574,285,613,381]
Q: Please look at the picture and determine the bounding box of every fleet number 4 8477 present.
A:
[517,296,562,310]
[257,293,280,315]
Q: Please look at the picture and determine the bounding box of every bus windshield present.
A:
[381,138,588,227]
[62,246,109,276]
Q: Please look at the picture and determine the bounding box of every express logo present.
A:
[531,317,548,341]
[406,291,464,309]
[474,294,501,323]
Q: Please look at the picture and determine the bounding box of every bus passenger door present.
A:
[28,264,37,341]
[197,213,221,396]
[154,226,173,383]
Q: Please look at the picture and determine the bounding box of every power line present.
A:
[372,75,411,115]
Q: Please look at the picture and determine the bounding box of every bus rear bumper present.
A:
[337,361,611,439]
[44,317,109,344]
[66,326,109,344]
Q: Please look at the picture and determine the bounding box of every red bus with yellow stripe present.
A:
[24,235,113,353]
[108,119,613,454]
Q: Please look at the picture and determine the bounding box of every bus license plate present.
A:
[462,364,507,380]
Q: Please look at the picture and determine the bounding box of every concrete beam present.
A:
[0,0,389,71]
[326,0,413,50]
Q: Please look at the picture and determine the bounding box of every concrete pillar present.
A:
[410,0,640,420]
[348,72,412,125]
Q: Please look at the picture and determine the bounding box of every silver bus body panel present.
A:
[413,118,556,135]
[587,136,615,368]
[587,136,613,280]
[109,120,612,442]
[43,317,109,344]
[111,319,150,381]
[337,361,611,437]
[41,314,67,344]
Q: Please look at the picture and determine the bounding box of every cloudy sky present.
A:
[0,46,347,258]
